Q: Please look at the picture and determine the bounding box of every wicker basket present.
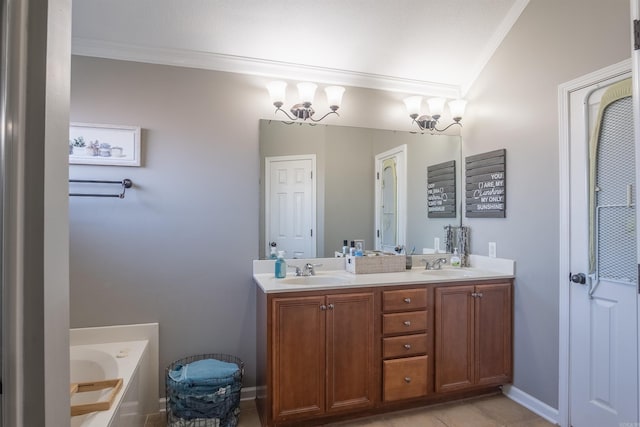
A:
[166,353,244,427]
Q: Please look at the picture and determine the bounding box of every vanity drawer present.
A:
[382,311,428,335]
[383,355,428,401]
[383,333,428,358]
[383,288,427,312]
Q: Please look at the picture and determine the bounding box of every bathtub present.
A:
[70,340,149,427]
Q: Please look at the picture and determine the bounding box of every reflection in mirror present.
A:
[374,145,406,253]
[381,159,397,250]
[259,120,462,259]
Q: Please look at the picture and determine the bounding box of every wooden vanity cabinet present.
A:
[270,291,375,423]
[434,281,512,393]
[257,278,513,426]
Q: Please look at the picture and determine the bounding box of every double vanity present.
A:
[253,255,514,427]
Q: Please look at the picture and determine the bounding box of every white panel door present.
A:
[568,76,639,427]
[266,155,316,259]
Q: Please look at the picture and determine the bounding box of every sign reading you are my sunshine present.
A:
[465,149,506,218]
[427,160,456,218]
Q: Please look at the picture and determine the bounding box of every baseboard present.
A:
[158,386,257,412]
[502,384,559,425]
[240,386,257,401]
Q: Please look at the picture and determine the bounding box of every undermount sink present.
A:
[422,268,474,278]
[280,275,351,285]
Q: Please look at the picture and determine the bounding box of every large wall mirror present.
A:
[259,119,462,259]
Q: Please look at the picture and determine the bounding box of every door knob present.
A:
[571,272,586,284]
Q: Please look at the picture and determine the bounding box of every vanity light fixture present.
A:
[267,81,345,122]
[403,96,467,132]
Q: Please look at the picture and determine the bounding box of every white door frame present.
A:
[557,58,632,427]
[632,3,640,426]
[374,145,407,252]
[264,154,317,258]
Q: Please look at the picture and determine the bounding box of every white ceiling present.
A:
[71,0,528,97]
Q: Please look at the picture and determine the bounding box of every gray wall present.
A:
[69,58,262,388]
[462,0,630,408]
[70,0,631,408]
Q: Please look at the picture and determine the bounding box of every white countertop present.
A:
[254,254,515,293]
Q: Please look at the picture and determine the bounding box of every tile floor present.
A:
[145,394,556,426]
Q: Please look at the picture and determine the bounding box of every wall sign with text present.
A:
[465,149,506,218]
[427,160,456,218]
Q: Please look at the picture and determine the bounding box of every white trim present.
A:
[557,58,631,427]
[631,3,640,425]
[72,37,461,99]
[502,385,559,425]
[461,0,530,96]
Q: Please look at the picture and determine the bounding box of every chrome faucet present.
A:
[289,263,323,276]
[303,263,322,276]
[421,257,448,270]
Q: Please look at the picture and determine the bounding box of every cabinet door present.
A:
[326,292,375,413]
[434,285,475,393]
[272,296,326,420]
[475,283,512,386]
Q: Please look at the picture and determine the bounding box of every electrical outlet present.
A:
[488,242,497,258]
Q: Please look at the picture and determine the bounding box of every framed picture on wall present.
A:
[69,123,141,166]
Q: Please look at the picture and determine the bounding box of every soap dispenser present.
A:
[450,248,461,268]
[275,251,287,278]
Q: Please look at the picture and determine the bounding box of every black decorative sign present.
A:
[427,160,456,218]
[465,149,506,218]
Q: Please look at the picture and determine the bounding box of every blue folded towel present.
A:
[169,359,239,385]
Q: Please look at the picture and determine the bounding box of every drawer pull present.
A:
[404,377,411,383]
[403,321,411,326]
[403,297,411,303]
[403,344,412,350]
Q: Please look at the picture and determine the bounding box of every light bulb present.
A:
[448,99,467,121]
[297,82,317,106]
[403,96,423,119]
[427,98,445,119]
[325,86,345,111]
[266,81,287,108]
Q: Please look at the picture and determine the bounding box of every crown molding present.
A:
[72,37,461,99]
[461,0,529,96]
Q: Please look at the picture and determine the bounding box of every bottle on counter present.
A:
[450,248,461,268]
[342,240,349,256]
[269,241,278,259]
[275,251,287,278]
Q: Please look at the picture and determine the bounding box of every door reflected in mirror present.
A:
[259,120,462,259]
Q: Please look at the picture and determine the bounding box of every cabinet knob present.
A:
[471,292,477,298]
[328,303,335,310]
[477,292,483,298]
[403,344,412,350]
[403,297,411,303]
[320,305,327,311]
[403,320,411,326]
[404,377,411,383]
